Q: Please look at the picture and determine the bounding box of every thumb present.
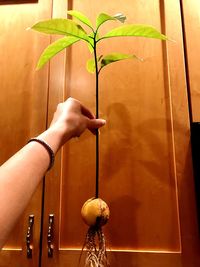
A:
[87,119,106,134]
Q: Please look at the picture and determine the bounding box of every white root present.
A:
[83,227,109,267]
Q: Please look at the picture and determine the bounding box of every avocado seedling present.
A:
[31,10,167,266]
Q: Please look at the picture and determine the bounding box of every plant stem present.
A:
[93,35,99,199]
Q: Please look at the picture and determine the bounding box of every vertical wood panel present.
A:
[0,0,52,266]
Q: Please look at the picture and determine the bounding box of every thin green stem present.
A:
[93,33,99,199]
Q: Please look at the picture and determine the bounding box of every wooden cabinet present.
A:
[1,0,200,266]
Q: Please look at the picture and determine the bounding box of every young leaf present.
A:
[67,10,93,30]
[86,55,103,73]
[101,24,168,40]
[96,12,126,31]
[87,42,94,53]
[96,13,116,29]
[86,58,95,73]
[31,18,89,42]
[100,53,138,71]
[36,36,80,69]
[87,32,95,52]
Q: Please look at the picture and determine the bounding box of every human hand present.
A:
[50,97,106,144]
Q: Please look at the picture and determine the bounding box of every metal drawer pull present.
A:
[47,214,54,257]
[26,215,34,258]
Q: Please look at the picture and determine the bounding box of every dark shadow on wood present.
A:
[191,122,200,232]
[0,0,38,5]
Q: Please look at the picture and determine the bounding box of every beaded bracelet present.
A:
[28,138,55,171]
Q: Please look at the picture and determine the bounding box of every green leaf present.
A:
[96,13,116,29]
[86,55,103,73]
[87,32,95,52]
[36,36,80,69]
[86,58,95,73]
[31,18,89,42]
[86,52,140,73]
[96,12,126,30]
[100,53,137,71]
[67,10,93,30]
[101,24,168,40]
[87,42,94,53]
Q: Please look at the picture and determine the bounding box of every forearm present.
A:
[0,127,65,249]
[0,97,105,249]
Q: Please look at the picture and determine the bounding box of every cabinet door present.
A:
[42,0,200,266]
[0,1,51,266]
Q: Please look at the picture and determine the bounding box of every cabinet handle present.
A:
[26,215,34,258]
[47,214,54,257]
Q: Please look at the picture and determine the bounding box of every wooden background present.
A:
[0,0,200,266]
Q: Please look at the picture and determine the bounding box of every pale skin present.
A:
[0,97,106,249]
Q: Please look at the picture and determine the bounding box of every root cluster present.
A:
[83,226,110,267]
